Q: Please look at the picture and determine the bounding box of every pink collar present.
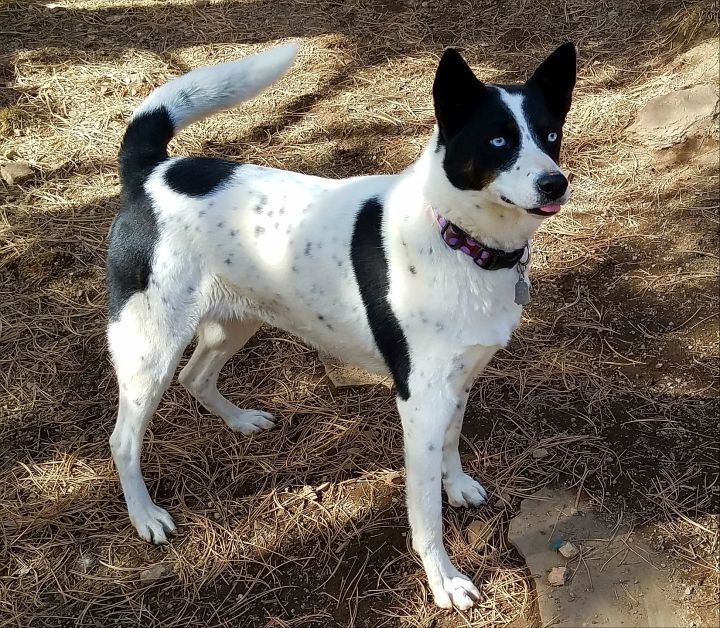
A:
[433,210,528,271]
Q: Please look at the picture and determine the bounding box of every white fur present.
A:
[489,87,571,210]
[133,41,299,130]
[108,44,561,609]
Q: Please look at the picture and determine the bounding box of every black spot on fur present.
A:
[351,198,411,400]
[304,242,312,256]
[409,265,416,275]
[255,226,265,236]
[165,157,238,197]
[107,107,174,321]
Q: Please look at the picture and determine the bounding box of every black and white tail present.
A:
[118,41,299,191]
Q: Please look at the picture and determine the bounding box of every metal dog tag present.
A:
[514,278,531,306]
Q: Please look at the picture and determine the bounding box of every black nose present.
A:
[536,173,568,200]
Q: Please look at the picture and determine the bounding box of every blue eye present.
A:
[490,137,506,147]
[548,132,558,142]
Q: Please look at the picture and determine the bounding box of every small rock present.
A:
[548,566,567,586]
[558,541,579,559]
[300,485,318,501]
[319,352,391,389]
[139,564,169,581]
[75,554,95,574]
[467,520,493,547]
[684,585,694,596]
[1,160,34,185]
[532,447,549,459]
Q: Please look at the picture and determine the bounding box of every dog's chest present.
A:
[385,218,524,351]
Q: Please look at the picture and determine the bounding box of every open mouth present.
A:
[501,196,562,217]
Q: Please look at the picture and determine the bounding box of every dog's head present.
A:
[432,43,576,222]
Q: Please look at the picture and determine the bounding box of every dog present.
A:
[106,40,576,610]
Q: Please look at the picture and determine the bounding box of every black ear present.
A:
[527,42,576,121]
[433,48,485,143]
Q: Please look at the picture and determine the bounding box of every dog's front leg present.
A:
[398,389,480,610]
[442,346,498,508]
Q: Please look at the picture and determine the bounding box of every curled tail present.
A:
[118,41,299,191]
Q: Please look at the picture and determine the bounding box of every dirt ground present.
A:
[0,1,718,626]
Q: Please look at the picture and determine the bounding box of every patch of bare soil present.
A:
[1,1,717,626]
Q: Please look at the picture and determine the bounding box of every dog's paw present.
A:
[443,473,487,508]
[130,503,176,544]
[223,409,276,435]
[429,568,481,610]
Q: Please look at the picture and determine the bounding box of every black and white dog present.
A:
[106,41,575,609]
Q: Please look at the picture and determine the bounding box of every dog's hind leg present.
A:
[178,319,275,435]
[108,297,194,544]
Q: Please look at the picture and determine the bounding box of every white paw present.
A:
[129,502,176,544]
[223,409,276,435]
[429,569,481,610]
[443,473,487,508]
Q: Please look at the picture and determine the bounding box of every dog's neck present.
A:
[411,129,544,252]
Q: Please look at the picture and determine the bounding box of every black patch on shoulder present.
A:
[351,198,411,400]
[164,157,238,197]
[108,106,175,321]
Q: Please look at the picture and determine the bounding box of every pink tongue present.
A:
[539,204,562,214]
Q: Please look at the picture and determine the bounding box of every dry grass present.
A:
[1,0,718,626]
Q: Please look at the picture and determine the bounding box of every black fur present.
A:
[351,198,411,400]
[165,157,239,197]
[107,107,173,320]
[432,45,576,191]
[526,42,576,123]
[433,50,521,190]
[433,48,486,145]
